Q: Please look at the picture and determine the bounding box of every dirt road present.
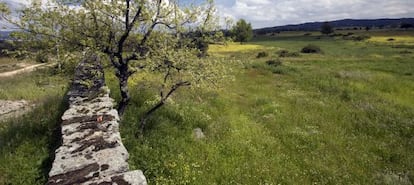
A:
[0,63,48,78]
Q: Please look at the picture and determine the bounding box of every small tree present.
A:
[231,19,253,44]
[320,22,334,35]
[0,0,221,118]
[138,34,227,135]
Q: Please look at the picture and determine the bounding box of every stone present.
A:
[47,54,147,185]
[0,100,32,121]
[193,128,206,139]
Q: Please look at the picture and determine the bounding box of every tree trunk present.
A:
[117,66,130,116]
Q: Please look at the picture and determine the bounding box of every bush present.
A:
[343,35,371,41]
[345,32,354,36]
[301,45,322,54]
[35,53,49,63]
[252,58,291,74]
[278,50,300,57]
[352,35,370,41]
[387,38,395,41]
[330,33,344,37]
[266,59,282,66]
[256,51,269,58]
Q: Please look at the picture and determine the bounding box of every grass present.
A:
[0,68,68,102]
[0,97,67,184]
[0,69,69,185]
[116,31,414,184]
[0,30,413,184]
[0,57,37,73]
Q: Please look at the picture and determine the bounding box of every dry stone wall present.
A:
[47,55,147,185]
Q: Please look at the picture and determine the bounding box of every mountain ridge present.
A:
[254,18,414,34]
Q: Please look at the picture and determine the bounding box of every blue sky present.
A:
[2,0,414,29]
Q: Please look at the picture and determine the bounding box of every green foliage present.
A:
[256,51,269,58]
[266,59,282,66]
[144,35,229,92]
[35,52,49,63]
[301,44,323,53]
[1,0,223,116]
[343,35,371,41]
[231,19,253,43]
[321,22,334,35]
[278,49,300,57]
[250,58,293,75]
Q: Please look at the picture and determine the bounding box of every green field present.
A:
[1,30,413,184]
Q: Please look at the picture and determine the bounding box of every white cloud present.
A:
[216,0,414,28]
[2,0,414,30]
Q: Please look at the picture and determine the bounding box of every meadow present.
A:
[0,30,413,184]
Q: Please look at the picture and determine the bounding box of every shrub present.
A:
[387,38,395,41]
[256,51,269,58]
[352,35,371,41]
[250,58,288,74]
[266,59,282,66]
[330,33,344,37]
[35,53,49,63]
[278,50,300,57]
[345,32,354,36]
[301,44,322,54]
[343,35,371,41]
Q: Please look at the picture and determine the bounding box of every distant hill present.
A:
[0,31,13,40]
[255,18,414,34]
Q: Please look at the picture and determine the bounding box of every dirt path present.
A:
[0,63,48,78]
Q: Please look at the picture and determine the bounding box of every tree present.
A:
[400,23,413,29]
[137,35,228,135]
[0,0,221,120]
[320,22,334,35]
[231,19,253,44]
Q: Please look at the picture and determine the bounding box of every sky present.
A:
[214,0,414,28]
[1,0,414,29]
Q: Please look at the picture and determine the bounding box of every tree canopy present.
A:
[0,0,226,134]
[231,19,253,44]
[320,22,334,35]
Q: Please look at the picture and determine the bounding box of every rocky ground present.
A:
[0,100,32,121]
